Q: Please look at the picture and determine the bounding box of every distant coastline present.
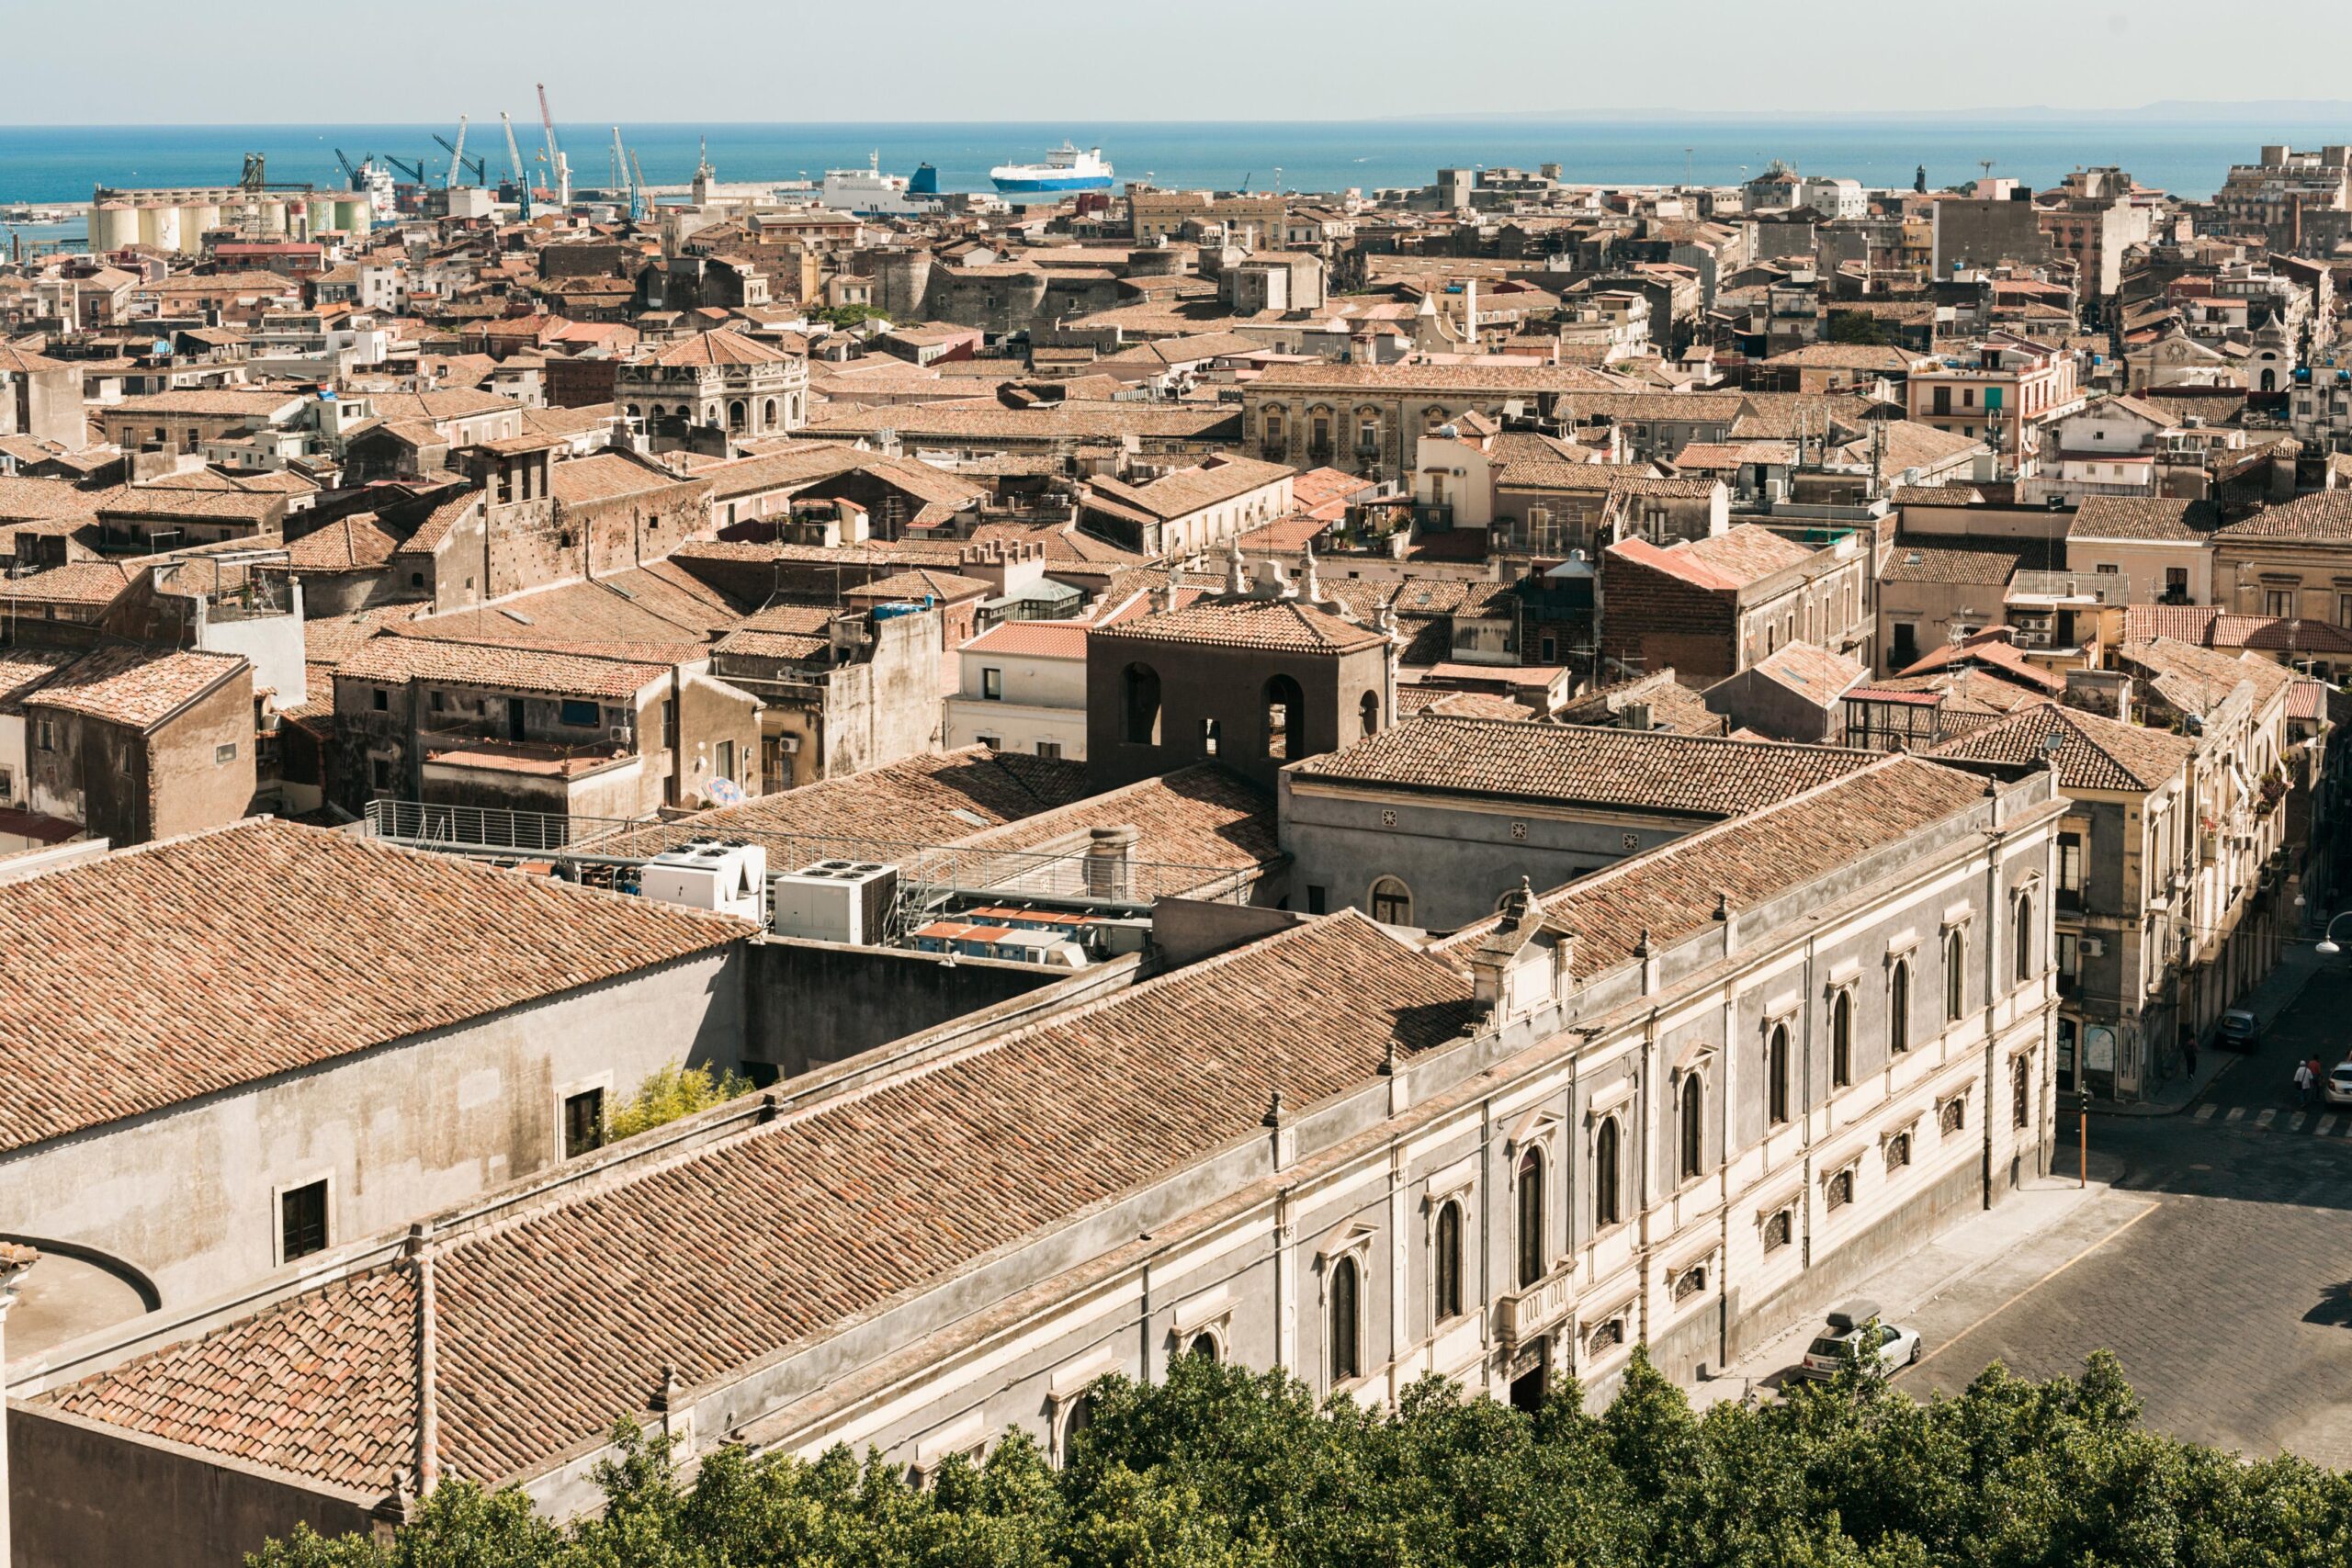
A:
[0,115,2313,211]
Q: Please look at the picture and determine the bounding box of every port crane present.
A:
[435,117,484,187]
[500,112,532,220]
[630,150,652,225]
[611,128,646,222]
[537,83,571,206]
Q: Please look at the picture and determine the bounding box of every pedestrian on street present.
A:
[2182,1032,2199,1078]
[2296,1056,2317,1108]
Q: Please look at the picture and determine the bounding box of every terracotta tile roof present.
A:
[1746,641,1867,705]
[42,911,1471,1490]
[391,491,483,558]
[303,603,424,666]
[0,476,106,523]
[0,560,136,608]
[1894,630,2067,694]
[356,389,517,423]
[1091,595,1387,655]
[2214,491,2352,541]
[842,568,993,603]
[641,328,801,367]
[285,513,401,572]
[2068,496,2215,543]
[1928,703,2196,794]
[0,819,748,1156]
[549,454,695,505]
[23,647,246,729]
[585,746,1091,858]
[1439,754,1996,981]
[103,389,305,417]
[1608,525,1814,592]
[1555,670,1724,735]
[962,618,1091,660]
[2118,636,2296,716]
[1084,455,1293,523]
[1292,715,1874,817]
[1398,686,1544,721]
[954,764,1277,886]
[1250,362,1629,395]
[1881,534,2059,585]
[338,637,669,700]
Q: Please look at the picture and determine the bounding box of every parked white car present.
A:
[2325,1061,2352,1108]
[1792,1301,1922,1381]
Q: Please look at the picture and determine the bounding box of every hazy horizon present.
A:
[9,0,2352,125]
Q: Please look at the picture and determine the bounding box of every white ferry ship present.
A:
[820,152,941,217]
[989,143,1114,198]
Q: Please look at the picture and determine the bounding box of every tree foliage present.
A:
[1825,310,1893,347]
[252,1350,2352,1568]
[605,1065,752,1143]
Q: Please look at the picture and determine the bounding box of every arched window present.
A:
[1370,876,1412,925]
[1945,929,1966,1021]
[1360,690,1380,739]
[1329,1255,1361,1384]
[1200,716,1220,757]
[1263,673,1305,760]
[1433,1200,1464,1323]
[1057,1392,1096,1469]
[1121,662,1161,746]
[1886,1132,1912,1170]
[2014,894,2033,987]
[624,403,641,419]
[728,399,747,433]
[1831,990,1852,1088]
[1890,960,1911,1054]
[1515,1148,1546,1288]
[1187,1331,1220,1362]
[1679,1073,1704,1180]
[762,397,779,428]
[1768,1024,1792,1125]
[1594,1117,1622,1228]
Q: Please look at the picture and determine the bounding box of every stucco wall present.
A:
[0,948,747,1314]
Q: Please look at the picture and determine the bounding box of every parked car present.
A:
[2215,1009,2260,1052]
[1792,1301,1922,1381]
[2327,1062,2352,1108]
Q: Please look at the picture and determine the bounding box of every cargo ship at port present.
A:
[989,142,1114,198]
[820,152,941,217]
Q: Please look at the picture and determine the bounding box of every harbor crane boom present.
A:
[537,83,570,205]
[501,112,531,220]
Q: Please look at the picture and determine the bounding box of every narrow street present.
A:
[1900,959,2352,1463]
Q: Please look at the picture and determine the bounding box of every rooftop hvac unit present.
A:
[639,839,767,920]
[767,859,899,945]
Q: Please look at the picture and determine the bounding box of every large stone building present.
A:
[6,754,2064,1567]
[615,328,808,442]
[1278,716,1876,932]
[1599,525,1872,688]
[1087,549,1396,792]
[1240,363,1628,481]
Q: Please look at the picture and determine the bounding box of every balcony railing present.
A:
[362,798,646,854]
[1494,1264,1574,1348]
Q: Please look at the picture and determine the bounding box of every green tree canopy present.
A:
[253,1350,2352,1568]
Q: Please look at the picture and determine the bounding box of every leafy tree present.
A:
[605,1066,752,1142]
[1826,310,1892,347]
[254,1348,2352,1568]
[807,304,888,330]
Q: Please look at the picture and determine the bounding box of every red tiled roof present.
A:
[43,913,1472,1489]
[22,647,246,729]
[339,637,669,700]
[0,819,749,1156]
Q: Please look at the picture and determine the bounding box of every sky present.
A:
[10,0,2352,124]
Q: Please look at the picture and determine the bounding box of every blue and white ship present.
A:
[989,142,1114,198]
[820,152,942,218]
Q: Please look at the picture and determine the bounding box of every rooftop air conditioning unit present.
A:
[639,840,767,920]
[767,859,899,945]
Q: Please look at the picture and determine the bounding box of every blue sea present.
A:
[0,117,2328,243]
